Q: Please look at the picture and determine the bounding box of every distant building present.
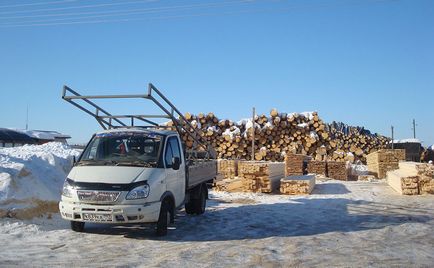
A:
[0,128,71,148]
[389,139,422,162]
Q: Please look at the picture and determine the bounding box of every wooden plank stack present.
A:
[285,153,309,176]
[238,161,285,193]
[217,159,238,179]
[398,162,434,194]
[214,178,244,193]
[307,160,327,177]
[387,171,419,195]
[367,149,406,179]
[327,161,349,181]
[280,175,316,195]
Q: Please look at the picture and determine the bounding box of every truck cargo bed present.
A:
[187,160,217,189]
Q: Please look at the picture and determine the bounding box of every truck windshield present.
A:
[79,132,162,167]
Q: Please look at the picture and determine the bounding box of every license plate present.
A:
[82,213,112,222]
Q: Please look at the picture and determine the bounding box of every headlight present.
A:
[62,180,73,198]
[126,184,150,200]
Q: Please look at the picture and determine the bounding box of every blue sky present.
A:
[0,0,433,145]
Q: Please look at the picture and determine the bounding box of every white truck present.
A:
[59,84,217,236]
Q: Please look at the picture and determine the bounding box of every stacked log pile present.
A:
[285,154,309,176]
[217,159,238,179]
[280,175,316,195]
[367,149,406,179]
[238,161,285,193]
[169,110,389,163]
[327,161,350,181]
[307,160,327,177]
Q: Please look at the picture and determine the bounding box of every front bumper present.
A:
[59,200,161,224]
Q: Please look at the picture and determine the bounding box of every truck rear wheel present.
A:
[156,200,171,236]
[195,186,207,215]
[185,185,207,215]
[70,221,85,232]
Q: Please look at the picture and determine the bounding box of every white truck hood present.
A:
[68,166,152,184]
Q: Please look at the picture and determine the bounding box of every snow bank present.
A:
[0,143,80,214]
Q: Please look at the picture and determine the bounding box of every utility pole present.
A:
[412,119,417,139]
[26,105,29,130]
[252,107,256,161]
[391,126,394,149]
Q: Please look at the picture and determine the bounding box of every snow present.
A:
[430,145,434,151]
[12,129,70,140]
[297,123,309,128]
[222,127,241,139]
[391,138,421,144]
[0,180,433,267]
[0,142,80,210]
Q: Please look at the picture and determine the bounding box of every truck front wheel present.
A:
[156,200,171,236]
[70,221,85,232]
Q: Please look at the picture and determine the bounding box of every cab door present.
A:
[164,136,186,207]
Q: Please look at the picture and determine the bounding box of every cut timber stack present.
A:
[217,159,238,179]
[280,175,316,195]
[386,171,419,195]
[307,160,327,177]
[238,161,285,193]
[366,149,406,179]
[285,154,309,176]
[214,178,244,192]
[398,162,434,194]
[327,161,350,181]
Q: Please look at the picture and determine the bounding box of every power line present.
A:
[0,0,254,24]
[0,0,78,9]
[0,0,158,15]
[0,0,398,28]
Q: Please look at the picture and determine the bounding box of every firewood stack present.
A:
[367,149,406,179]
[285,153,309,176]
[280,175,316,195]
[167,109,389,164]
[327,161,350,181]
[307,160,327,177]
[238,161,285,193]
[217,159,238,179]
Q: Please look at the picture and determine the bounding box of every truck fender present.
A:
[160,191,175,223]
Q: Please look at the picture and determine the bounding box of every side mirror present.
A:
[172,157,180,170]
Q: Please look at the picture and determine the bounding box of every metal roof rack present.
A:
[62,83,216,159]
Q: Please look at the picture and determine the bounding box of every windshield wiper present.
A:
[114,161,157,168]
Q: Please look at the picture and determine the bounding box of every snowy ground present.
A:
[1,180,433,267]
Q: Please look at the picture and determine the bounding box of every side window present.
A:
[164,141,173,168]
[169,137,182,164]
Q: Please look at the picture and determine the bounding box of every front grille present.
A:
[77,190,121,203]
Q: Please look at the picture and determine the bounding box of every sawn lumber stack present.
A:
[386,162,434,195]
[280,175,316,195]
[307,160,327,177]
[217,159,238,179]
[238,161,284,193]
[367,149,406,179]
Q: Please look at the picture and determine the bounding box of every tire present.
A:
[185,200,195,215]
[70,221,85,232]
[194,186,207,215]
[156,200,171,236]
